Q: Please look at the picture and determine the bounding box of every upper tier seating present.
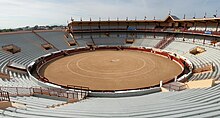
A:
[188,26,217,32]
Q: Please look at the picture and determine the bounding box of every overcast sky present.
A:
[0,0,220,29]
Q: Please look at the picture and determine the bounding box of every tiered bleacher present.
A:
[0,30,219,117]
[1,84,220,117]
[1,15,220,117]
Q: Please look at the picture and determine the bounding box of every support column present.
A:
[160,81,163,87]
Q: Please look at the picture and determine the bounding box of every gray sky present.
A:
[0,0,220,28]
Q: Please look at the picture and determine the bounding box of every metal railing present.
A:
[67,85,89,99]
[32,87,82,100]
[0,87,33,97]
[0,86,88,102]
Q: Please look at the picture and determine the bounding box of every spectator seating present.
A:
[1,83,220,117]
[164,39,220,81]
[37,31,70,50]
[1,31,220,117]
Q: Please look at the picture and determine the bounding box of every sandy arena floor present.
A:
[42,50,183,91]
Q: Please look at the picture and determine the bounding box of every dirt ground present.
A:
[42,50,183,91]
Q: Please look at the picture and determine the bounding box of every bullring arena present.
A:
[42,49,182,91]
[1,14,220,117]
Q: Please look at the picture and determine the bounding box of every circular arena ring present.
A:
[30,46,189,92]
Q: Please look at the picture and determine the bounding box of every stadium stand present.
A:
[1,85,220,117]
[36,31,70,50]
[1,15,220,117]
[164,39,220,81]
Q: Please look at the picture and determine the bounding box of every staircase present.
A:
[154,35,175,49]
